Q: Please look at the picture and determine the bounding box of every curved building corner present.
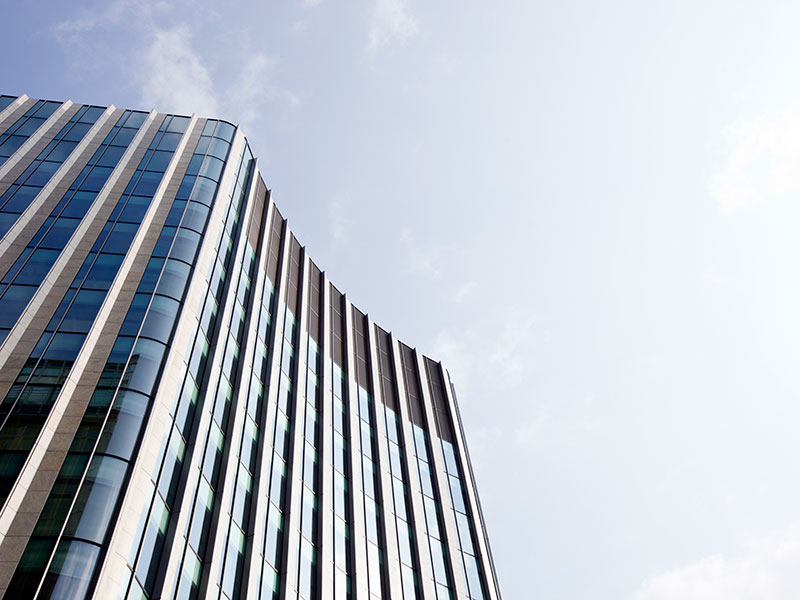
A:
[0,94,501,600]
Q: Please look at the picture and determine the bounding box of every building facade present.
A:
[0,94,501,600]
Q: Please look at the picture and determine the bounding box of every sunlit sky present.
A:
[5,1,800,597]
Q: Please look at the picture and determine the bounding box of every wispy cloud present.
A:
[635,527,800,599]
[433,305,535,392]
[328,194,353,244]
[487,306,535,386]
[400,227,441,280]
[454,280,477,304]
[368,0,418,51]
[138,26,218,116]
[53,2,297,128]
[231,52,281,130]
[54,0,170,40]
[710,106,800,212]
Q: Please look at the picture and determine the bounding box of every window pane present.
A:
[96,389,149,461]
[60,289,105,333]
[82,253,124,289]
[63,455,127,543]
[140,295,179,342]
[170,228,201,263]
[120,338,166,396]
[155,259,191,300]
[38,539,100,600]
[13,249,60,285]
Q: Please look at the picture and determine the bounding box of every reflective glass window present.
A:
[132,170,162,196]
[207,137,229,160]
[82,253,124,289]
[140,295,180,342]
[63,454,127,543]
[26,161,61,186]
[47,140,78,161]
[120,338,166,396]
[170,228,201,263]
[158,426,186,505]
[38,539,100,600]
[1,185,40,213]
[0,286,37,327]
[155,259,190,300]
[12,248,60,284]
[61,190,97,217]
[215,122,235,141]
[42,332,85,361]
[39,218,80,249]
[181,201,209,233]
[96,389,149,461]
[60,289,105,333]
[190,177,216,205]
[137,257,165,295]
[62,122,92,142]
[81,166,114,192]
[157,132,182,151]
[95,144,126,167]
[119,195,151,223]
[199,156,223,181]
[105,221,139,251]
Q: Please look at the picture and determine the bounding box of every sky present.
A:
[4,1,800,597]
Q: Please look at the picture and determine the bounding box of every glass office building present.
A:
[0,94,501,600]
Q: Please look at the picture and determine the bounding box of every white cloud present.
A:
[138,26,218,117]
[454,280,477,304]
[486,306,535,386]
[55,0,169,39]
[400,227,441,280]
[432,328,474,385]
[433,305,535,392]
[328,195,353,243]
[368,0,418,51]
[635,528,800,599]
[513,403,552,447]
[54,6,299,131]
[710,106,800,212]
[231,52,279,130]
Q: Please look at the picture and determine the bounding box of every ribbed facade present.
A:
[0,94,501,600]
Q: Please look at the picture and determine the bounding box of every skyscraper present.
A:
[0,94,501,600]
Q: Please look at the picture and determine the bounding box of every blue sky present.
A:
[5,1,800,597]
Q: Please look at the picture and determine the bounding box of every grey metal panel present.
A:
[278,247,310,599]
[242,204,291,599]
[389,335,436,599]
[441,370,502,600]
[318,273,334,600]
[226,187,274,599]
[342,296,369,598]
[414,350,468,600]
[365,316,403,598]
[238,194,281,598]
